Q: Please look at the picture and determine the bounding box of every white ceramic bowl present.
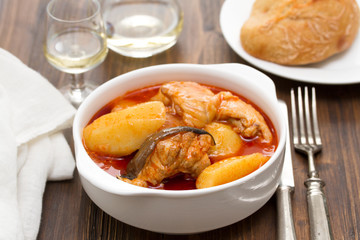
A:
[73,63,286,234]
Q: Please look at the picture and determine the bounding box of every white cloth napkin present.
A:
[0,48,77,240]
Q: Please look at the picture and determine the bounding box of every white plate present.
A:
[220,0,360,85]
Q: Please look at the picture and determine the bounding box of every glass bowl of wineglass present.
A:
[102,0,183,58]
[44,0,108,107]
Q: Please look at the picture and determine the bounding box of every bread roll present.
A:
[240,0,360,65]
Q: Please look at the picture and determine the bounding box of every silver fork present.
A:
[290,87,333,240]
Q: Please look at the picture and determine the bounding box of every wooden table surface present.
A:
[1,0,360,239]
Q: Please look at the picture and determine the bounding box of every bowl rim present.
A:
[74,63,286,198]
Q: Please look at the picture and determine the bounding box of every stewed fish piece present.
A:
[215,91,272,143]
[152,81,272,142]
[152,81,219,128]
[120,128,214,188]
[124,126,215,179]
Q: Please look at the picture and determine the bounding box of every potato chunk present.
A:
[111,99,138,112]
[196,153,270,189]
[204,122,243,160]
[83,101,166,156]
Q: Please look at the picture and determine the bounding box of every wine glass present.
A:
[44,0,108,107]
[102,0,183,58]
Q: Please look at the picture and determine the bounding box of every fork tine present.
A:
[297,87,307,145]
[290,88,299,145]
[304,87,314,145]
[311,87,322,146]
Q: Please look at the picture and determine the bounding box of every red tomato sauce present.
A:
[84,83,278,190]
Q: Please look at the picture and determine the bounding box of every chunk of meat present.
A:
[120,132,213,187]
[215,92,273,143]
[153,82,219,128]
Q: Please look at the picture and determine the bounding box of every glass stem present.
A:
[68,73,86,108]
[70,73,85,92]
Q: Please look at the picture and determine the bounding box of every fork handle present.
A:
[305,177,334,240]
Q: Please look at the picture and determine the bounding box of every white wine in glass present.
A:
[44,0,108,107]
[103,0,183,58]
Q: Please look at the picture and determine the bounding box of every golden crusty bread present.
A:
[240,0,360,65]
